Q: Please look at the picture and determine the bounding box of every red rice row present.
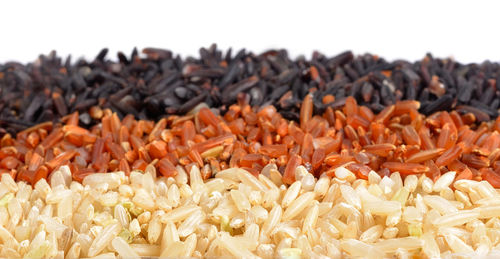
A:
[1,97,500,187]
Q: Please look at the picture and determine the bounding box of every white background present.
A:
[0,0,499,64]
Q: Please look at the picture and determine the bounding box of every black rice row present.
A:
[1,44,500,135]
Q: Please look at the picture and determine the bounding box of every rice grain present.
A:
[87,223,121,257]
[111,237,140,258]
[283,192,315,221]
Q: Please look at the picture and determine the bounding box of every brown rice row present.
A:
[1,163,500,258]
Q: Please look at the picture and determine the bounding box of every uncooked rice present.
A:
[3,164,500,258]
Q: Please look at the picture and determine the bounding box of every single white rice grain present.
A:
[432,210,480,227]
[160,241,186,258]
[174,165,188,185]
[300,173,316,192]
[38,215,67,236]
[144,166,156,185]
[475,205,500,218]
[160,205,199,223]
[445,234,474,253]
[269,169,284,187]
[343,221,359,239]
[147,218,162,244]
[114,204,130,228]
[340,185,361,210]
[87,223,121,257]
[386,211,402,227]
[363,200,401,216]
[362,211,375,231]
[76,233,92,258]
[16,182,32,203]
[205,178,226,194]
[471,223,487,245]
[262,205,282,234]
[248,190,263,206]
[477,181,497,199]
[230,189,251,212]
[283,192,315,221]
[367,184,384,199]
[318,221,340,239]
[261,163,277,179]
[214,168,242,182]
[111,237,140,258]
[99,191,118,207]
[130,244,160,257]
[57,193,73,222]
[45,187,71,204]
[258,174,279,191]
[455,190,472,208]
[368,170,381,185]
[360,224,384,243]
[178,210,204,238]
[189,165,204,189]
[179,183,193,198]
[382,227,398,239]
[318,202,333,217]
[423,195,458,215]
[66,241,81,258]
[402,206,423,223]
[314,176,330,198]
[421,232,440,258]
[137,211,151,225]
[334,167,356,182]
[262,188,280,209]
[476,243,490,257]
[468,188,483,204]
[237,169,267,192]
[375,237,422,253]
[295,165,308,182]
[83,173,121,189]
[340,239,383,258]
[421,177,434,194]
[0,225,19,251]
[323,183,340,203]
[1,173,18,192]
[403,174,418,193]
[49,169,66,189]
[433,171,456,192]
[119,184,134,198]
[390,186,409,206]
[166,184,181,208]
[183,233,197,257]
[129,219,141,237]
[250,205,268,225]
[257,243,275,259]
[302,203,319,232]
[161,221,179,252]
[440,187,455,201]
[132,189,155,211]
[7,197,22,226]
[244,223,260,248]
[218,232,256,258]
[390,172,403,193]
[0,183,9,200]
[282,181,301,208]
[379,176,395,196]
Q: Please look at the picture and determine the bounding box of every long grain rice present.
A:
[1,164,500,258]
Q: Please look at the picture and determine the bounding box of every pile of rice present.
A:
[1,163,500,258]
